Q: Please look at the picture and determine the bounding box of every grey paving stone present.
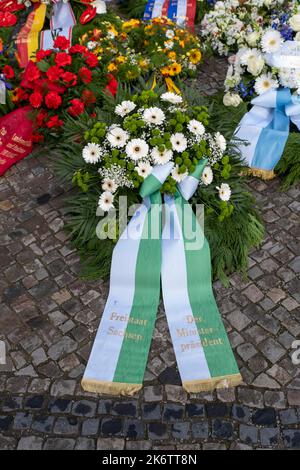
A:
[162,404,184,422]
[82,418,100,436]
[17,436,43,450]
[53,417,79,435]
[171,422,190,440]
[72,400,97,417]
[260,428,280,447]
[283,430,300,449]
[124,419,144,439]
[191,420,209,439]
[43,438,75,450]
[97,438,125,450]
[13,412,33,431]
[75,438,96,450]
[148,422,168,440]
[240,424,258,445]
[212,419,234,440]
[32,415,55,433]
[280,409,298,425]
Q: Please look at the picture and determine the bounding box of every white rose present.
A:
[247,31,260,47]
[296,32,300,41]
[223,92,242,107]
[247,56,265,76]
[290,14,300,32]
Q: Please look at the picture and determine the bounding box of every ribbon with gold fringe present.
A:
[82,161,242,396]
[235,88,300,180]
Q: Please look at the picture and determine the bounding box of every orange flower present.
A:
[169,63,182,76]
[168,51,177,60]
[108,63,118,72]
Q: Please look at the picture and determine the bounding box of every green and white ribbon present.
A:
[82,161,242,396]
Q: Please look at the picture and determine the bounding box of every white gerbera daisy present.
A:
[240,48,260,66]
[215,132,227,152]
[82,143,102,164]
[201,166,213,186]
[188,119,205,136]
[166,29,175,39]
[98,191,114,212]
[143,107,165,126]
[170,133,187,152]
[161,92,183,104]
[261,30,282,54]
[135,161,152,179]
[151,147,173,165]
[102,178,117,193]
[107,127,129,148]
[115,100,136,117]
[171,165,188,183]
[126,139,149,160]
[217,183,231,201]
[254,73,279,95]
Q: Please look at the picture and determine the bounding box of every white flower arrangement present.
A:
[201,0,297,56]
[82,92,231,211]
[224,6,300,104]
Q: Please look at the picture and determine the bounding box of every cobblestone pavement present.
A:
[0,58,300,450]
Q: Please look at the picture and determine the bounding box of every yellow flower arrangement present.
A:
[79,16,202,86]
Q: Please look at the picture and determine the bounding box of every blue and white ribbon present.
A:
[235,88,300,177]
[0,74,12,105]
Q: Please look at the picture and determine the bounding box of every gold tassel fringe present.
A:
[81,378,142,396]
[183,373,243,393]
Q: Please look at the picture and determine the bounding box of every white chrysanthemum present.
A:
[102,178,117,193]
[217,183,231,201]
[87,41,97,50]
[98,191,114,212]
[151,147,173,165]
[161,92,183,104]
[82,143,102,164]
[171,165,188,183]
[92,0,107,14]
[143,107,165,126]
[164,41,174,49]
[254,73,279,95]
[166,29,175,39]
[135,161,152,179]
[170,133,187,152]
[188,119,205,136]
[115,100,136,117]
[223,92,242,107]
[126,139,149,160]
[107,127,129,148]
[261,30,282,53]
[201,166,213,186]
[215,132,227,152]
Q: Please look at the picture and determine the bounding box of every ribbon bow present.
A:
[82,160,242,396]
[235,87,300,180]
